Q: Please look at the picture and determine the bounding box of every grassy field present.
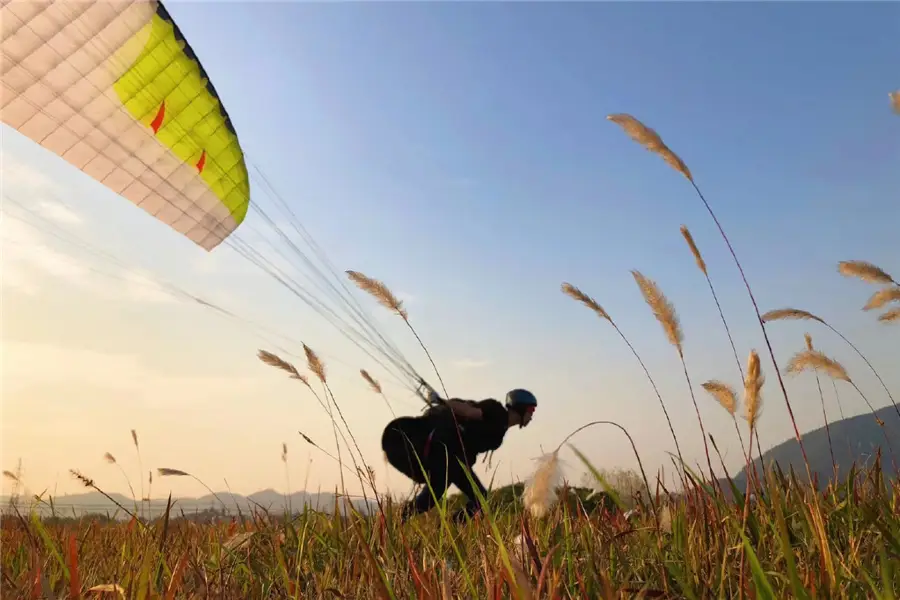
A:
[2,463,899,598]
[3,110,898,599]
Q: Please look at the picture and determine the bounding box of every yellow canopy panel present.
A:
[1,0,250,251]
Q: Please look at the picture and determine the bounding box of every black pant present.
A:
[381,416,487,519]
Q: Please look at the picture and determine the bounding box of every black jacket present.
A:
[425,398,509,465]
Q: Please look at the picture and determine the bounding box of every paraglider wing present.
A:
[1,0,250,251]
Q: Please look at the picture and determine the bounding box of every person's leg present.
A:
[401,446,451,521]
[447,459,488,520]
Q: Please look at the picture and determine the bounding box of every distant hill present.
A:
[1,488,377,520]
[726,403,899,492]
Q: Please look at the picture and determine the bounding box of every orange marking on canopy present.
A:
[150,101,166,134]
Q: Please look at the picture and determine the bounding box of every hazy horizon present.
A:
[3,2,898,502]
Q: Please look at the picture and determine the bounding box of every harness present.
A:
[422,424,466,460]
[423,429,435,459]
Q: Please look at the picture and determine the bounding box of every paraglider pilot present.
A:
[381,382,537,522]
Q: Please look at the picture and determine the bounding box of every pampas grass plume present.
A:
[523,451,563,518]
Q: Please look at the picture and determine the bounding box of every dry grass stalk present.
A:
[303,344,327,383]
[701,381,737,415]
[281,443,288,463]
[605,109,825,490]
[560,283,610,321]
[104,452,137,507]
[361,369,396,417]
[743,351,764,430]
[3,470,19,482]
[764,305,897,417]
[864,287,900,311]
[346,270,408,319]
[892,91,899,113]
[631,270,683,354]
[878,308,900,323]
[804,333,838,477]
[761,308,825,324]
[680,225,707,275]
[130,429,139,451]
[360,369,382,394]
[71,469,94,488]
[348,269,448,404]
[785,350,851,383]
[560,282,685,480]
[607,114,693,182]
[837,260,896,285]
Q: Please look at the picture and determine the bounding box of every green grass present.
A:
[1,464,898,598]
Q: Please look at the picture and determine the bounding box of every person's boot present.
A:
[451,501,481,524]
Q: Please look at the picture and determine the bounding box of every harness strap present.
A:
[423,429,435,459]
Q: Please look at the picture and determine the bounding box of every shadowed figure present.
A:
[381,386,536,522]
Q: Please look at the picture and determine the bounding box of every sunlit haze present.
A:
[2,1,898,503]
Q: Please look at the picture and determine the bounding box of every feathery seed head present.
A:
[892,90,899,114]
[785,349,851,383]
[298,431,317,447]
[837,260,895,285]
[743,350,764,429]
[631,270,683,354]
[658,504,673,534]
[70,469,94,488]
[103,452,117,465]
[761,308,825,324]
[346,270,408,319]
[360,369,382,394]
[561,282,611,321]
[522,450,563,518]
[607,113,693,181]
[878,308,900,323]
[257,349,303,380]
[679,225,707,275]
[3,470,19,482]
[701,380,738,415]
[130,429,139,450]
[303,344,327,383]
[157,468,191,477]
[804,333,813,351]
[864,286,900,311]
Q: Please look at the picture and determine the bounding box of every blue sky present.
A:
[2,1,898,499]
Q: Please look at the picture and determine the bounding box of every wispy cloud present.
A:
[1,158,62,197]
[3,341,271,411]
[2,218,91,287]
[1,217,174,304]
[453,358,490,370]
[120,270,177,304]
[35,200,82,226]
